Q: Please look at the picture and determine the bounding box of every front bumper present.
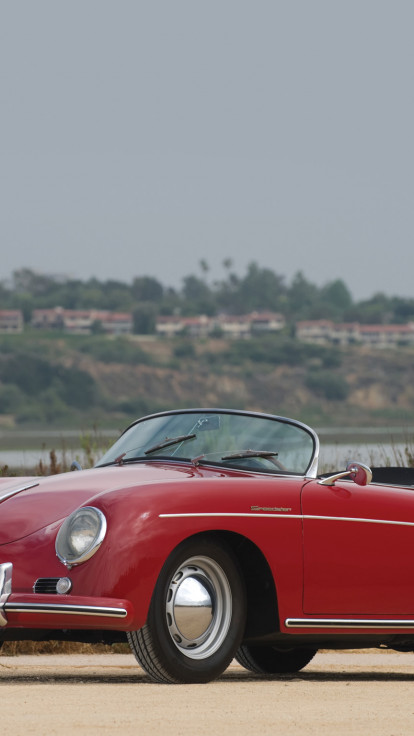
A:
[0,563,133,630]
[0,563,12,626]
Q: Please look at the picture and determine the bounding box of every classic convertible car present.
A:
[1,408,414,683]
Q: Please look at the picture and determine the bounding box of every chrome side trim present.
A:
[286,618,414,630]
[0,563,13,626]
[159,512,414,528]
[303,514,414,527]
[4,602,128,619]
[0,481,39,504]
[160,513,302,519]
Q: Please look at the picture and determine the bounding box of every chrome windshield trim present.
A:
[4,602,127,619]
[286,618,414,630]
[0,563,12,626]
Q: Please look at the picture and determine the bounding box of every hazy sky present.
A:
[2,1,414,301]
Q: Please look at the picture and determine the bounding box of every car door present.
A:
[301,478,414,615]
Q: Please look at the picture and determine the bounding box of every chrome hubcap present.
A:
[165,555,232,660]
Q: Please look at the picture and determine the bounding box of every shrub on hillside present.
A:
[223,336,341,368]
[78,337,153,364]
[305,370,350,401]
[0,354,98,410]
[173,341,196,359]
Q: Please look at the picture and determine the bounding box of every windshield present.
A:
[97,410,318,476]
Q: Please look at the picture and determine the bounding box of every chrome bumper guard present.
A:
[0,563,12,626]
[0,563,128,627]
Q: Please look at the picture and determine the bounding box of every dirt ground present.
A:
[1,650,413,735]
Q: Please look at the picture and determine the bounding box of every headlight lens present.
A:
[56,507,107,567]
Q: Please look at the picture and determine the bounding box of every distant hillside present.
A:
[1,333,414,430]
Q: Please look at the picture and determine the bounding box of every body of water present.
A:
[0,428,119,473]
[1,427,413,474]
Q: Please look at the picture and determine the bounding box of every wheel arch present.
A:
[173,530,280,640]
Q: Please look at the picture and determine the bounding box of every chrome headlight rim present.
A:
[55,506,107,567]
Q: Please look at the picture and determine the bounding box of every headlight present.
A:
[56,507,107,567]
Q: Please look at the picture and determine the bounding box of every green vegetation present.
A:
[3,264,414,326]
[0,346,98,425]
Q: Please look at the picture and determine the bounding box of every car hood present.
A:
[0,463,199,545]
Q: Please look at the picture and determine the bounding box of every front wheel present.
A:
[236,643,317,674]
[128,538,246,683]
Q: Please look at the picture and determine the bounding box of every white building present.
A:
[31,307,133,335]
[0,310,24,333]
[156,311,286,339]
[296,319,414,348]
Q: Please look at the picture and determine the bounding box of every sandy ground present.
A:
[1,650,414,735]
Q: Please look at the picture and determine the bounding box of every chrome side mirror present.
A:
[319,461,372,487]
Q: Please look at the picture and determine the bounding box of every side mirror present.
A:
[319,461,372,487]
[70,460,82,471]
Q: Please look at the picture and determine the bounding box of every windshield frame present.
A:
[96,408,320,477]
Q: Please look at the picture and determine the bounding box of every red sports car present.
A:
[0,408,412,683]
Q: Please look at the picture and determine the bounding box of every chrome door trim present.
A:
[160,512,414,527]
[286,618,414,630]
